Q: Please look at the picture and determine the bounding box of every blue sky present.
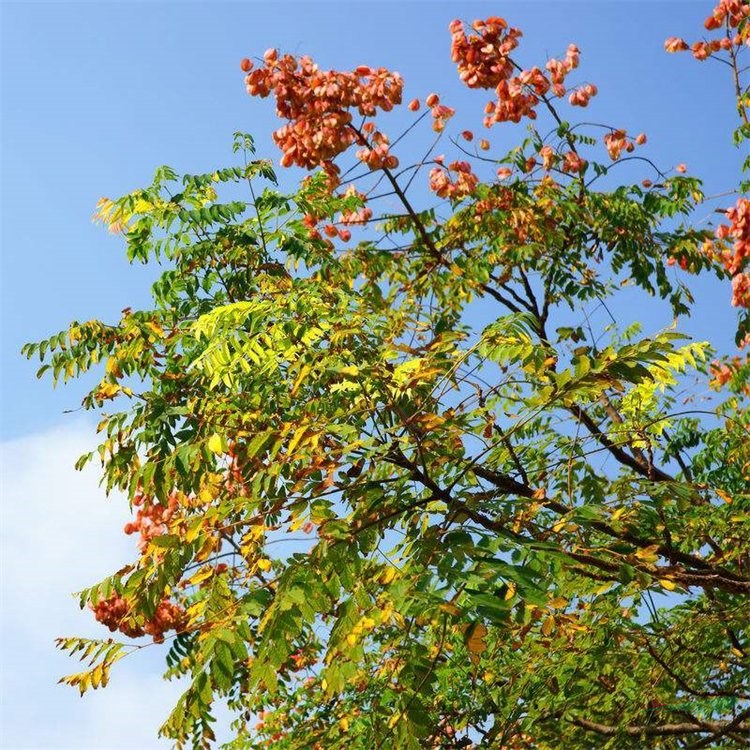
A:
[0,2,746,748]
[1,1,743,438]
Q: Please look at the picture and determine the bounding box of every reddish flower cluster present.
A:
[355,130,398,170]
[666,254,690,271]
[302,214,350,244]
[716,197,750,274]
[288,648,316,671]
[709,359,735,388]
[123,490,178,552]
[450,18,591,126]
[339,187,373,226]
[603,130,635,160]
[92,595,187,643]
[340,208,372,226]
[539,145,556,170]
[665,1,749,59]
[562,151,586,174]
[546,44,581,97]
[697,38,734,59]
[489,67,550,124]
[225,442,245,493]
[665,37,690,53]
[709,354,750,394]
[449,17,521,89]
[568,83,597,107]
[732,273,750,307]
[243,51,403,177]
[430,101,457,133]
[473,188,516,219]
[321,223,350,242]
[701,198,750,308]
[705,0,750,29]
[429,160,479,199]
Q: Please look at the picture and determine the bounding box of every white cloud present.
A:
[0,421,185,749]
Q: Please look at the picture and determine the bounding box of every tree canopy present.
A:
[25,3,750,748]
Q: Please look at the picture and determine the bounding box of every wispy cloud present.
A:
[1,421,184,749]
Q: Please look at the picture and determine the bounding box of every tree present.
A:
[25,4,750,748]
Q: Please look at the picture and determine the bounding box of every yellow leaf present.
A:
[146,321,164,338]
[415,413,446,431]
[290,365,312,396]
[96,382,120,400]
[548,596,568,609]
[440,602,462,616]
[635,545,661,564]
[716,489,733,504]
[207,433,224,454]
[105,357,122,377]
[245,524,266,541]
[531,487,547,500]
[256,558,272,572]
[287,425,310,456]
[380,566,398,585]
[93,197,114,222]
[541,616,556,636]
[289,515,305,533]
[465,622,488,665]
[198,487,215,504]
[133,198,154,213]
[187,566,214,587]
[339,717,350,732]
[185,518,203,544]
[659,579,677,591]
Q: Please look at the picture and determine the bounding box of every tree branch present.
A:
[570,715,750,739]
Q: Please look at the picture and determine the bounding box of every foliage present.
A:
[25,4,750,748]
